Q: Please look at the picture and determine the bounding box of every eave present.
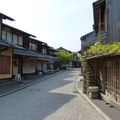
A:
[2,23,36,38]
[0,13,15,21]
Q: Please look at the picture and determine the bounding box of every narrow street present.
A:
[0,69,105,120]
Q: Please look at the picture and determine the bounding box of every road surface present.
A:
[0,68,105,120]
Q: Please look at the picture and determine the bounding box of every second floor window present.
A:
[42,48,47,54]
[7,32,12,43]
[13,34,18,45]
[29,43,37,51]
[2,30,6,40]
[49,51,53,55]
[18,36,23,46]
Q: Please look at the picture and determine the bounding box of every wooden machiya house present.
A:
[0,13,59,80]
[0,39,13,79]
[1,23,38,76]
[27,38,60,74]
[0,13,14,79]
[47,46,60,71]
[3,25,58,77]
[81,0,120,107]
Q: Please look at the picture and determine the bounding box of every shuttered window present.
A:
[0,56,11,74]
[7,32,12,43]
[13,34,18,45]
[18,36,23,46]
[2,30,6,40]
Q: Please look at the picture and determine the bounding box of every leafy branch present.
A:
[83,41,120,58]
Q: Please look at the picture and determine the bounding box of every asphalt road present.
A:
[0,68,105,120]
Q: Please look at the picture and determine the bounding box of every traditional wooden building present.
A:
[0,39,13,79]
[0,12,59,80]
[46,46,60,72]
[1,23,38,76]
[81,0,108,50]
[80,0,120,107]
[0,13,14,79]
[27,38,59,74]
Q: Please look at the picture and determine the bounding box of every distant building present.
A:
[70,53,80,68]
[57,47,80,68]
[57,47,72,53]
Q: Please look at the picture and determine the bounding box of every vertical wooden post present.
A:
[0,18,2,38]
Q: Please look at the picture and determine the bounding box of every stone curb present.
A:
[75,78,112,120]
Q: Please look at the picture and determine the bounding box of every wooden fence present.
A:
[87,55,120,102]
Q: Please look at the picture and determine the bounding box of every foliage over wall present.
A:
[80,41,120,71]
[81,41,120,61]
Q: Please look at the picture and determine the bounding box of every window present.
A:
[29,43,32,50]
[42,48,46,54]
[6,32,12,43]
[50,51,52,55]
[13,34,18,44]
[18,36,23,46]
[0,56,11,74]
[29,43,37,51]
[2,30,6,40]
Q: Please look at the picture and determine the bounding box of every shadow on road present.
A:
[0,68,81,120]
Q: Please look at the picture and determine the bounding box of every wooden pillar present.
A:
[0,18,2,38]
[18,56,22,75]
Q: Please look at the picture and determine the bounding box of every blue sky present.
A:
[0,0,96,52]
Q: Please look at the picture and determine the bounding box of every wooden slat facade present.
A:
[87,56,120,103]
[0,55,11,74]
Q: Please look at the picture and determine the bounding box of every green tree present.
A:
[56,50,74,65]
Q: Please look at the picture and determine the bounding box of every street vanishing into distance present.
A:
[0,69,105,120]
[1,0,120,120]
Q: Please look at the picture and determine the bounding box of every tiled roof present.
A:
[36,52,60,61]
[0,39,60,61]
[14,48,41,57]
[14,48,60,61]
[3,24,36,38]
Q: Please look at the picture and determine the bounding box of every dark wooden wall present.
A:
[90,55,120,102]
[107,0,120,43]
